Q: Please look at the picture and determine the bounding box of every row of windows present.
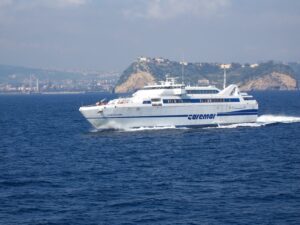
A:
[142,86,183,90]
[163,98,240,103]
[243,97,254,101]
[142,88,219,93]
[186,90,219,94]
[143,98,240,104]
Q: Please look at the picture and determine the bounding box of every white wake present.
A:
[216,115,300,129]
[256,115,300,124]
[216,123,262,129]
[122,125,184,132]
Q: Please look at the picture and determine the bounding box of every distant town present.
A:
[0,65,120,94]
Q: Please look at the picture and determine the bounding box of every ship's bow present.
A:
[79,106,104,129]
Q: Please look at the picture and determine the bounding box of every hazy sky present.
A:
[0,0,300,71]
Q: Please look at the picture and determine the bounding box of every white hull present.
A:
[80,104,258,130]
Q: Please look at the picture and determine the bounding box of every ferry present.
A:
[79,77,258,130]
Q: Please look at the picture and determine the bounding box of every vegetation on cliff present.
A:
[115,57,299,93]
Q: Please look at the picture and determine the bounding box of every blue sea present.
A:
[1,91,300,225]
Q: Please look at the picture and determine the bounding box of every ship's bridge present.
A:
[185,86,220,95]
[132,77,186,99]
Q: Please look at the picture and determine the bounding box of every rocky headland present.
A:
[115,57,299,93]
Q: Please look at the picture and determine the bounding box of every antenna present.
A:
[29,74,32,92]
[180,58,186,85]
[36,78,39,93]
[221,64,230,89]
[181,61,184,85]
[223,66,226,89]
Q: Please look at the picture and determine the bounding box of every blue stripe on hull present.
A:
[86,109,258,120]
[130,124,219,129]
[217,109,258,116]
[90,114,188,119]
[175,124,219,128]
[218,112,258,116]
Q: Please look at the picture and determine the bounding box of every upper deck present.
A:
[101,77,257,107]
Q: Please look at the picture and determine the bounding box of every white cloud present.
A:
[0,0,88,26]
[43,0,87,7]
[124,0,231,20]
[0,0,13,8]
[0,0,87,10]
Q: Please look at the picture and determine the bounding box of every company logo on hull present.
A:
[187,114,216,120]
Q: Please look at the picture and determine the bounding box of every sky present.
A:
[0,0,300,71]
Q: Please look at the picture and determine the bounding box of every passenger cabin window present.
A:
[186,90,219,94]
[143,86,183,90]
[243,97,254,101]
[151,98,162,106]
[151,98,161,102]
[162,98,240,104]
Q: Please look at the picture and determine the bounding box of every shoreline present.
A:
[0,89,299,96]
[0,91,111,95]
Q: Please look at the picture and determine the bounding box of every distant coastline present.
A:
[1,58,300,93]
[0,91,111,95]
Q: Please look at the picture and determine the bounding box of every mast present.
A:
[29,74,32,92]
[180,59,186,85]
[221,64,230,89]
[181,61,184,85]
[36,78,39,93]
[223,67,226,89]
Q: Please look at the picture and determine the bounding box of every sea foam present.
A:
[216,115,300,129]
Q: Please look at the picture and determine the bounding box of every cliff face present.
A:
[239,72,297,91]
[114,71,155,93]
[114,57,299,93]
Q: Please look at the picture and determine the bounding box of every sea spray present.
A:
[256,115,300,124]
